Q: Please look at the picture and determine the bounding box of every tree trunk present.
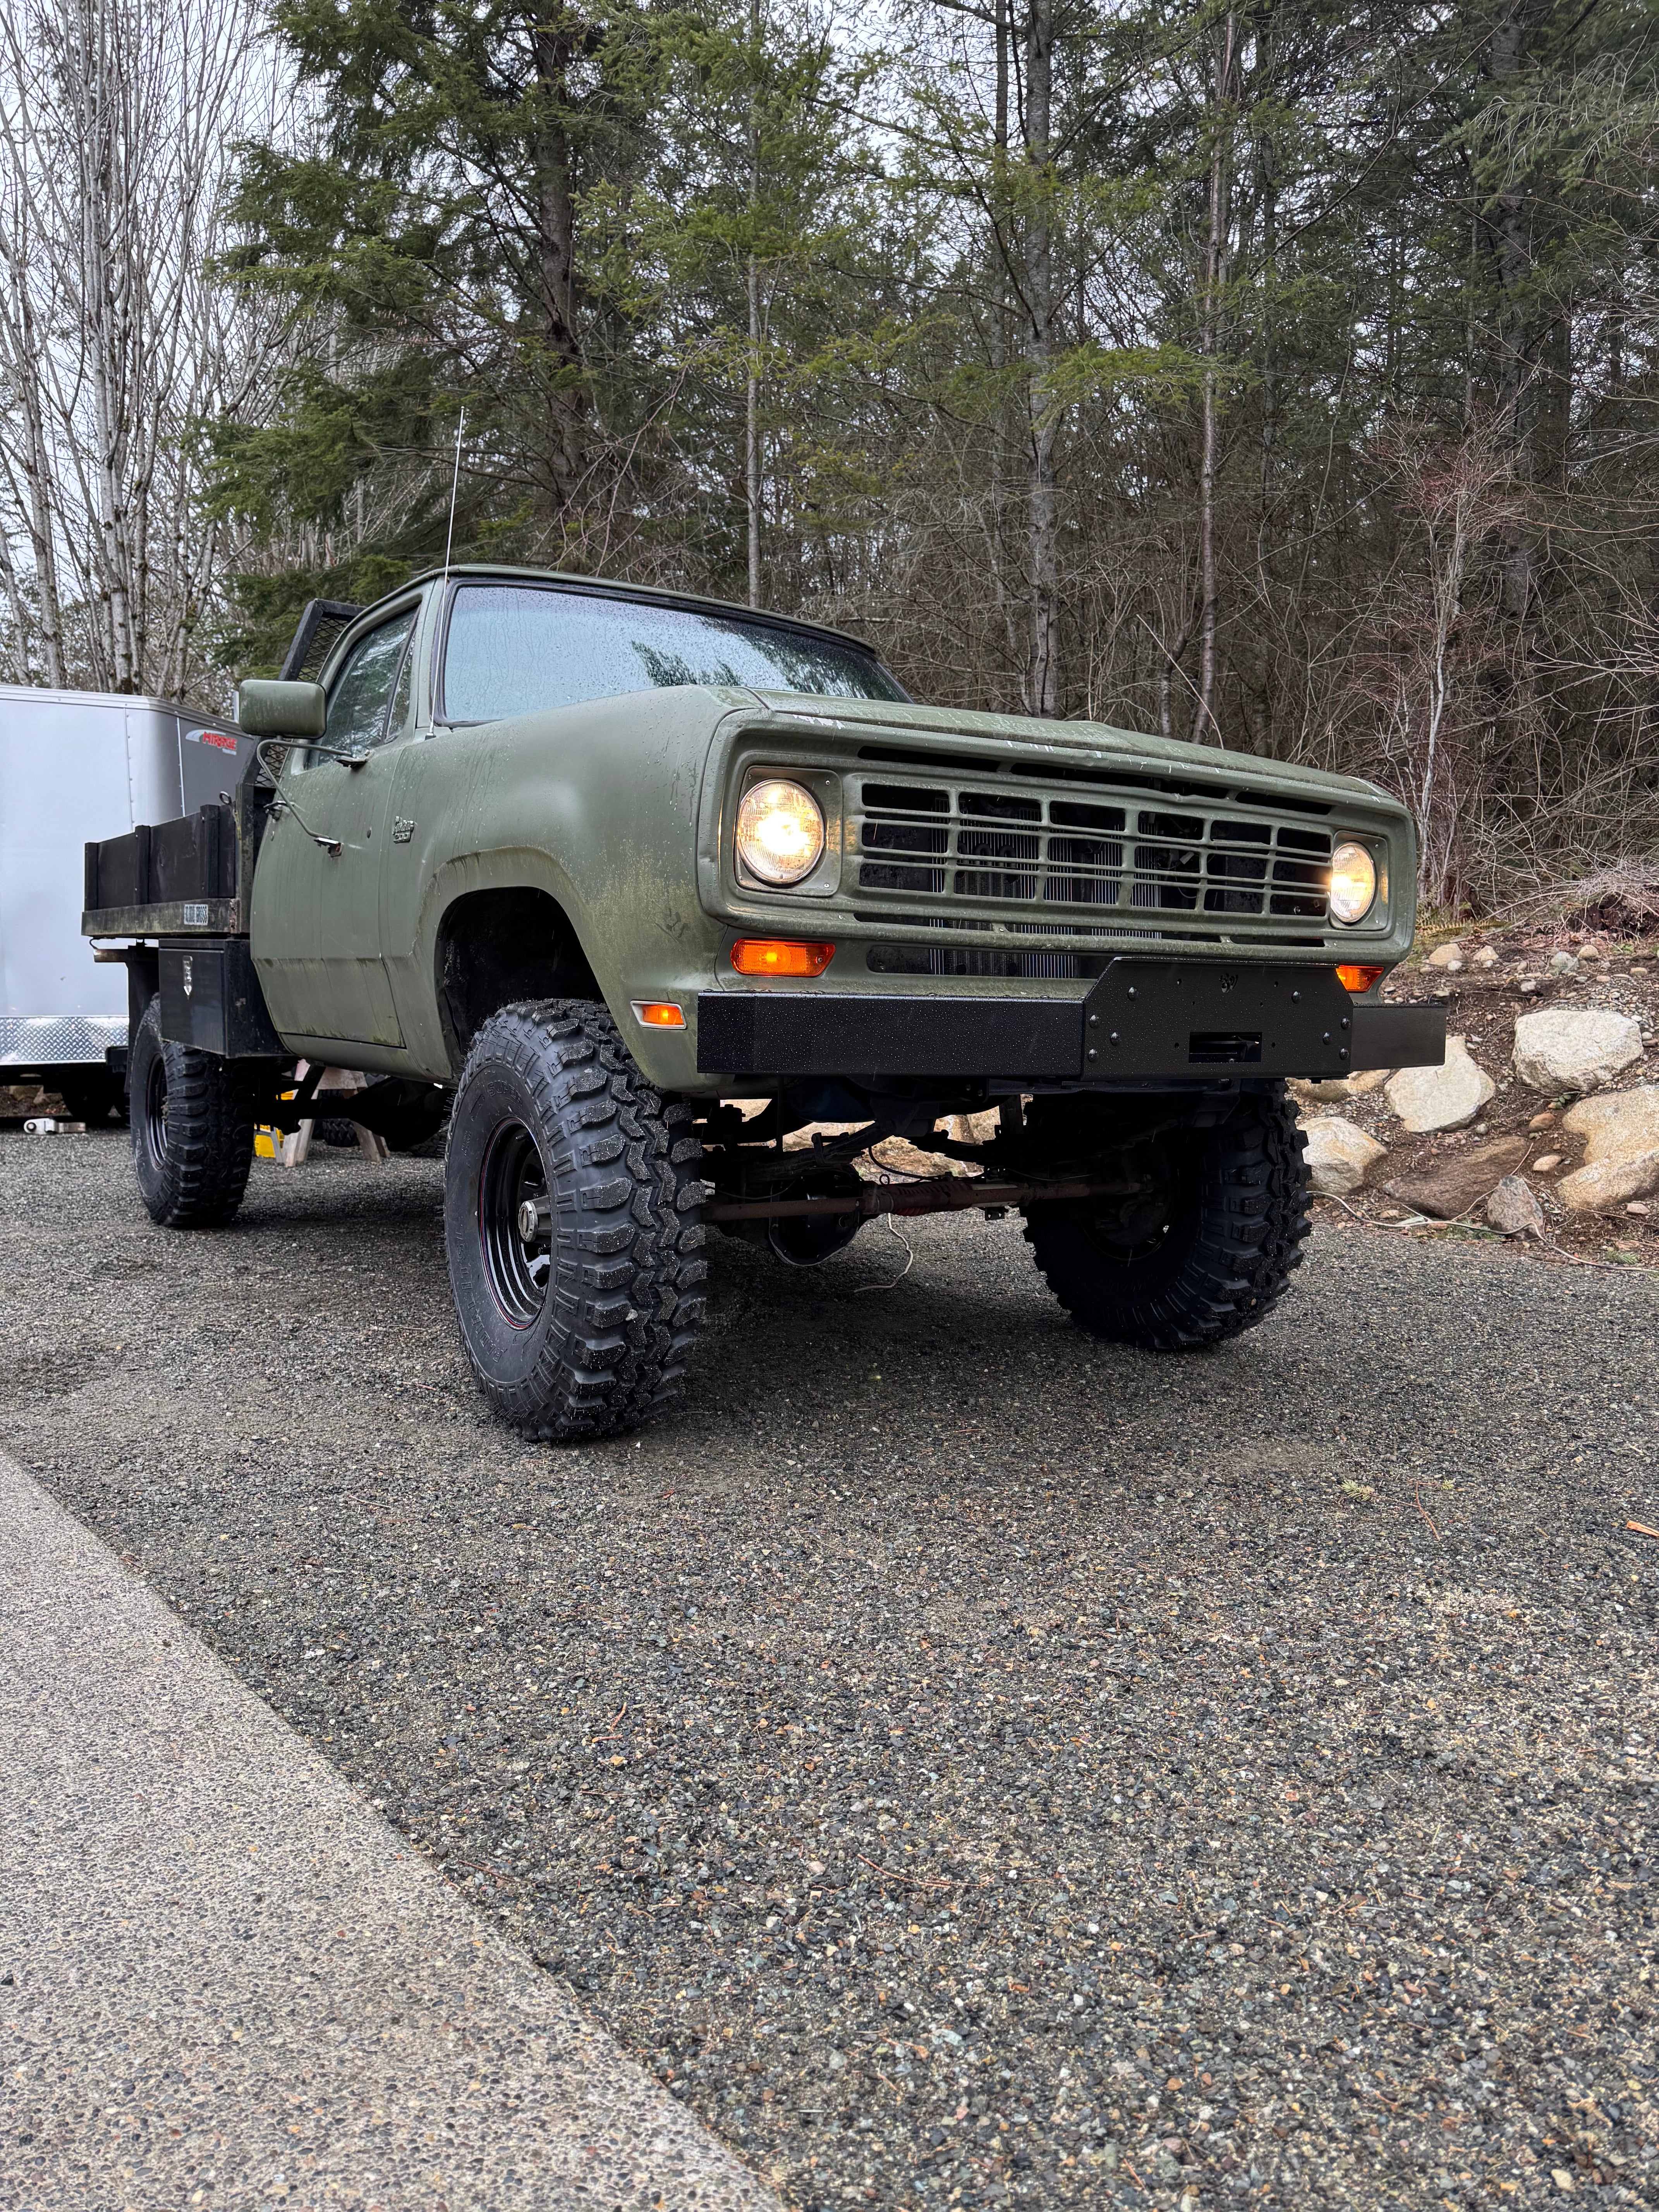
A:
[745,0,762,606]
[0,0,272,696]
[746,254,761,606]
[1252,6,1276,509]
[532,18,585,521]
[68,0,140,689]
[1535,310,1570,496]
[1022,0,1058,718]
[1195,10,1236,745]
[1249,2,1276,753]
[1489,5,1532,623]
[986,0,1020,692]
[5,283,68,684]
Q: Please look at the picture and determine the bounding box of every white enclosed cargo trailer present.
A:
[0,685,256,1116]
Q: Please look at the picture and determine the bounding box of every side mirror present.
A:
[236,678,327,738]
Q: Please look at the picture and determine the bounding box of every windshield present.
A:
[440,582,907,722]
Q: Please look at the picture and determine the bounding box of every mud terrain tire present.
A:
[1022,1085,1310,1350]
[445,999,706,1442]
[129,994,254,1228]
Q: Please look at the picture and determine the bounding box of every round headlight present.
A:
[1329,841,1377,925]
[736,779,825,886]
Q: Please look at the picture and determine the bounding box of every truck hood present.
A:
[749,691,1392,807]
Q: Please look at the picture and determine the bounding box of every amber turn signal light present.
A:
[632,1001,686,1028]
[731,938,835,978]
[1336,964,1384,994]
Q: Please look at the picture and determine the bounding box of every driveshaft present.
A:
[704,1174,1132,1223]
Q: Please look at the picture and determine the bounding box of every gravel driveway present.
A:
[2,1126,1655,2210]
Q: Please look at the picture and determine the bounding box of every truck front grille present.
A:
[852,773,1332,934]
[867,943,1108,980]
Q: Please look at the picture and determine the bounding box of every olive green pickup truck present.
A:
[83,564,1442,1441]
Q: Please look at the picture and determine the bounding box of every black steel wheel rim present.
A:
[479,1117,552,1328]
[144,1054,170,1168]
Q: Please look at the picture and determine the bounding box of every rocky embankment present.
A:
[1298,924,1657,1264]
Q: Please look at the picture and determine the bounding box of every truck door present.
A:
[250,603,419,1051]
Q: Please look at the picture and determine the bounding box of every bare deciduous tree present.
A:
[0,0,283,697]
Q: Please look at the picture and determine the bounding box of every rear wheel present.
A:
[1021,1086,1310,1350]
[316,1082,448,1154]
[378,1090,449,1153]
[128,996,254,1228]
[444,999,706,1442]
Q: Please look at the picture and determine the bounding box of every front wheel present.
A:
[1022,1086,1310,1350]
[128,995,254,1228]
[443,999,707,1443]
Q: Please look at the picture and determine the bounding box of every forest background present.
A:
[3,0,1658,911]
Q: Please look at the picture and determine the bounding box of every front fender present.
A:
[379,687,753,1080]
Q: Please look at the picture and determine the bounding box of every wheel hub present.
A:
[479,1119,553,1327]
[1088,1191,1170,1252]
[1072,1140,1175,1262]
[144,1055,170,1167]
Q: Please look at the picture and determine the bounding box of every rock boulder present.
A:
[1560,1084,1659,1163]
[1301,1116,1388,1196]
[1486,1175,1545,1237]
[1290,1068,1391,1106]
[1384,1037,1494,1133]
[1556,1149,1659,1213]
[1383,1136,1528,1220]
[1513,1008,1643,1094]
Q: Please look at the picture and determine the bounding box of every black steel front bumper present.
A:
[697,961,1444,1083]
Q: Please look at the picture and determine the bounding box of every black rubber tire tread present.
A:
[316,1087,447,1154]
[128,994,254,1229]
[1022,1086,1311,1352]
[357,1080,450,1155]
[380,1096,450,1154]
[444,998,706,1443]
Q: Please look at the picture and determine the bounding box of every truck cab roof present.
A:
[339,564,886,666]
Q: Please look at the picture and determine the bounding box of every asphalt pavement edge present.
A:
[0,1444,781,2212]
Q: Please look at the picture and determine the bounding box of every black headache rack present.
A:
[280,597,363,682]
[697,961,1446,1085]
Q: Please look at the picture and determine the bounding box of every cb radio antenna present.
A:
[440,405,466,586]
